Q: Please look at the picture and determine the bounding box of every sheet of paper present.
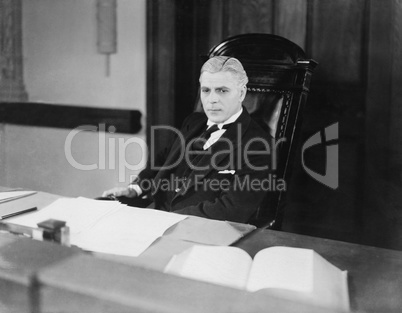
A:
[312,253,350,311]
[0,190,37,203]
[73,206,187,257]
[165,216,255,245]
[246,246,314,293]
[164,245,252,290]
[7,197,121,234]
[248,247,350,312]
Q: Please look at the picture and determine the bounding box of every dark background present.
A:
[147,0,402,250]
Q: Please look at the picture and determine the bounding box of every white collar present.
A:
[206,107,243,129]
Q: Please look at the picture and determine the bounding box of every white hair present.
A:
[200,56,248,87]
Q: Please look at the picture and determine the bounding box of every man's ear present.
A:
[239,85,247,102]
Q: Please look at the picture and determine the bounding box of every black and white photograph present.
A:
[0,0,401,312]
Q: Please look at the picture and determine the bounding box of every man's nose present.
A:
[208,91,219,103]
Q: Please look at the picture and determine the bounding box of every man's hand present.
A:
[102,186,138,198]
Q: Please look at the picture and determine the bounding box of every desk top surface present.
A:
[1,188,402,312]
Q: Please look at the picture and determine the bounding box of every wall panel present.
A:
[275,0,307,49]
[310,0,366,84]
[364,0,402,249]
[146,0,176,148]
[226,0,274,35]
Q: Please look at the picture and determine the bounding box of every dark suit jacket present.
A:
[135,108,271,223]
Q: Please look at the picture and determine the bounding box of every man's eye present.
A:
[201,89,210,93]
[218,89,228,93]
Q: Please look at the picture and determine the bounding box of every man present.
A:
[102,56,271,223]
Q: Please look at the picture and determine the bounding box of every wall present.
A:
[23,0,146,109]
[2,124,147,198]
[364,0,402,249]
[0,0,147,198]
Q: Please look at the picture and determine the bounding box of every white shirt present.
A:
[204,107,243,150]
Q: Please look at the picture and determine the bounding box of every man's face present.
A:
[199,71,246,124]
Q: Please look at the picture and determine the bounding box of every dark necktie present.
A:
[191,124,220,151]
[192,123,235,150]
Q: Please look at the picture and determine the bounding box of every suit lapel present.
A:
[177,109,251,195]
[154,115,207,182]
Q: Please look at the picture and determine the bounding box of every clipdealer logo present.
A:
[301,122,339,189]
[64,122,339,189]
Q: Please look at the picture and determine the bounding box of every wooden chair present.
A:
[196,33,317,229]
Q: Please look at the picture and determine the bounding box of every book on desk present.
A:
[164,245,350,312]
[0,190,37,218]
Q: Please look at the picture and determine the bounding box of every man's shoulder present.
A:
[181,112,206,128]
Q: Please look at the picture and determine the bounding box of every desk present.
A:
[1,189,402,312]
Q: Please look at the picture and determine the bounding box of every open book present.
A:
[164,245,350,312]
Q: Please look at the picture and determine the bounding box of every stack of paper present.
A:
[73,205,187,257]
[7,197,187,257]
